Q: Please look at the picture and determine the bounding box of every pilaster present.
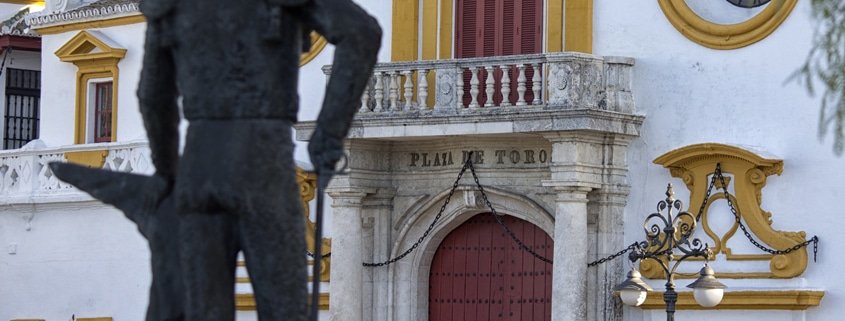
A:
[544,184,592,321]
[327,189,373,321]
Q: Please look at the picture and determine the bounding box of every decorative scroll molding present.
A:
[296,167,332,282]
[641,143,809,279]
[641,290,824,310]
[27,2,140,31]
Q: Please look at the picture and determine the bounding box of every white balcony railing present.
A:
[322,52,635,116]
[0,140,152,203]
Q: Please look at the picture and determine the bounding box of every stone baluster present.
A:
[531,63,542,105]
[500,65,511,107]
[402,70,414,110]
[418,69,429,109]
[389,71,400,111]
[484,65,495,107]
[373,71,385,112]
[516,64,527,106]
[455,68,465,109]
[469,67,480,109]
[359,80,371,113]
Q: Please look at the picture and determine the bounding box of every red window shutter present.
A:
[502,0,516,56]
[521,0,542,54]
[455,0,544,107]
[94,82,113,143]
[455,0,477,59]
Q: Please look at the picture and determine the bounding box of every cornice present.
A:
[27,2,140,34]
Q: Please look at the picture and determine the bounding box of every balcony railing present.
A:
[0,140,152,203]
[322,52,635,116]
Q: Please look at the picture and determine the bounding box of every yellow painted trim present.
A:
[391,0,418,61]
[299,32,328,66]
[564,0,592,53]
[658,0,797,50]
[547,0,563,52]
[0,0,42,4]
[641,143,810,279]
[640,290,824,310]
[35,14,145,35]
[438,0,453,59]
[236,293,329,311]
[297,168,332,282]
[422,1,437,60]
[76,318,113,321]
[57,31,124,144]
[65,150,108,168]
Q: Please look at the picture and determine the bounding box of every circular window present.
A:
[300,32,328,66]
[658,0,797,49]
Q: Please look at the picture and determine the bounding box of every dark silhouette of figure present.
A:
[51,0,381,321]
[49,163,185,321]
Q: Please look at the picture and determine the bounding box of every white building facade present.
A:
[0,1,840,321]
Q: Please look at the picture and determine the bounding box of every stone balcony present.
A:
[298,52,642,140]
[0,140,152,204]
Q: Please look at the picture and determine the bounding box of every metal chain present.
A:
[587,242,641,267]
[467,159,553,264]
[714,163,820,262]
[306,250,331,259]
[362,155,473,267]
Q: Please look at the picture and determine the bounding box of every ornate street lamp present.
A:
[616,183,726,320]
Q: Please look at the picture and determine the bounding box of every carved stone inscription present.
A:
[408,148,549,168]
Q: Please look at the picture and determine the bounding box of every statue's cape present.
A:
[49,162,170,237]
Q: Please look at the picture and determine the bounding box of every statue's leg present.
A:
[181,211,239,321]
[235,120,306,321]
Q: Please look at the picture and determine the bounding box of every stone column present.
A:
[327,190,369,321]
[548,185,592,321]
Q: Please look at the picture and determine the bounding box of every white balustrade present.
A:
[325,53,635,115]
[0,141,152,202]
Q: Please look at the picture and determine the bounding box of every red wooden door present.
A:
[455,0,543,106]
[429,214,552,321]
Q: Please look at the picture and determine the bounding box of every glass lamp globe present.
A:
[614,269,653,307]
[686,264,726,308]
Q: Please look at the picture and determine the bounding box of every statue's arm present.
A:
[137,19,180,182]
[297,0,382,174]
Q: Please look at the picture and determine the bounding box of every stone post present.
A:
[327,190,369,321]
[549,185,592,321]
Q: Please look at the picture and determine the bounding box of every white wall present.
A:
[594,1,838,320]
[0,202,151,321]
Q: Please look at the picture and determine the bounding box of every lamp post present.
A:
[615,184,726,321]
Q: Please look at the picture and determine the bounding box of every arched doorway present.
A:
[429,213,552,321]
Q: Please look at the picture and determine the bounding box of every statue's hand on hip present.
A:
[308,129,345,182]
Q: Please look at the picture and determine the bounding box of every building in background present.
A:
[0,1,840,321]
